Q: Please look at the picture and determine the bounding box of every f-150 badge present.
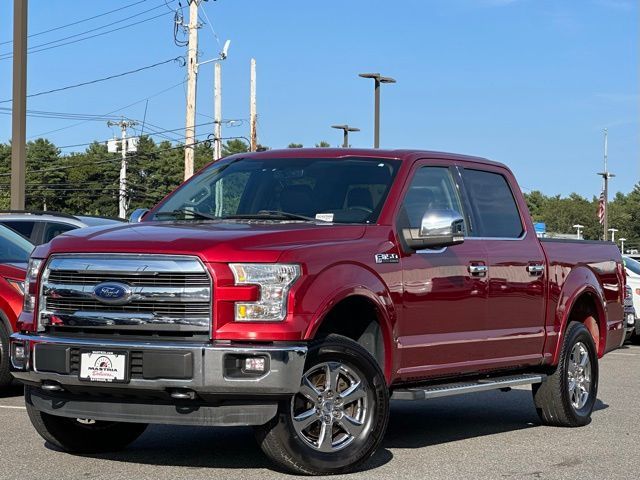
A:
[375,253,399,264]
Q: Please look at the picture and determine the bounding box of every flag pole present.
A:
[597,128,615,241]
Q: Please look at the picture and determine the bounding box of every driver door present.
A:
[396,162,489,380]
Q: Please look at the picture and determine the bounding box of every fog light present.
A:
[244,357,266,373]
[14,344,26,360]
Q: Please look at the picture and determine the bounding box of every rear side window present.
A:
[462,169,523,238]
[0,220,36,240]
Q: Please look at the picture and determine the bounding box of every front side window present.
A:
[43,222,76,243]
[399,166,465,229]
[152,157,400,224]
[462,169,523,238]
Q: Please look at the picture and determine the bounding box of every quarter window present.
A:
[462,169,523,238]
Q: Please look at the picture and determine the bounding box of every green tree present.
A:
[222,139,249,157]
[288,143,303,148]
[315,141,331,148]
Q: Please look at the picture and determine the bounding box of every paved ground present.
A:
[1,344,638,480]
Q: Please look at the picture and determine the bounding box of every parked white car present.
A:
[623,256,640,343]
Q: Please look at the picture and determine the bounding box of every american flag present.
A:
[597,190,605,225]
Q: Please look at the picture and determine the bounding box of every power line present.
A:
[0,10,173,61]
[0,0,148,46]
[0,57,183,104]
[26,80,187,139]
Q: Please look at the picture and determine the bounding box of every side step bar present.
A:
[391,373,546,401]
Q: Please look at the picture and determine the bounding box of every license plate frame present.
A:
[79,350,129,383]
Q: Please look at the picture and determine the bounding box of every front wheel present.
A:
[532,321,599,427]
[0,323,12,388]
[25,387,148,453]
[255,334,389,475]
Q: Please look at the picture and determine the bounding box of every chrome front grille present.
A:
[39,255,212,334]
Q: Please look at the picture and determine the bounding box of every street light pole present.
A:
[619,238,626,253]
[573,224,584,239]
[331,125,360,148]
[608,228,618,243]
[358,73,396,148]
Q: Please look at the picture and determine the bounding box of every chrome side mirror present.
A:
[403,209,465,250]
[129,208,150,223]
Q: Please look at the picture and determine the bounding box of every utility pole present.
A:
[250,58,257,151]
[597,128,615,241]
[10,0,28,210]
[184,0,200,180]
[213,62,222,160]
[107,120,137,219]
[331,125,360,148]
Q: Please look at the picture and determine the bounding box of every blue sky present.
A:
[0,0,637,198]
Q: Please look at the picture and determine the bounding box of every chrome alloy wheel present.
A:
[567,342,592,410]
[291,361,368,453]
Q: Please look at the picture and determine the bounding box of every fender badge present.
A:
[375,253,399,264]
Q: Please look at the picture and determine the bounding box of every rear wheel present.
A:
[0,323,12,388]
[25,387,147,453]
[255,334,389,475]
[532,321,598,427]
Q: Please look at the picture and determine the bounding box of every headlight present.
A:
[229,263,300,321]
[23,258,43,313]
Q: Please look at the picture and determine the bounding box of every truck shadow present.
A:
[0,384,23,399]
[53,389,608,474]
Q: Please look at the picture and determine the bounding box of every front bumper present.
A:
[10,333,307,426]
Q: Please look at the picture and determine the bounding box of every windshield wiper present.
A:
[224,210,330,222]
[154,209,219,221]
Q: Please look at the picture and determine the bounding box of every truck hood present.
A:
[35,221,366,263]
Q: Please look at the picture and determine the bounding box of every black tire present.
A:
[254,334,389,475]
[0,322,12,388]
[25,387,148,453]
[532,321,599,427]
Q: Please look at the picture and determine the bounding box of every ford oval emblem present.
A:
[93,282,132,305]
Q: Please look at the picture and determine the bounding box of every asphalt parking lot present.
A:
[1,344,638,480]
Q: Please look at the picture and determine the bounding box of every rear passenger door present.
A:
[460,167,546,367]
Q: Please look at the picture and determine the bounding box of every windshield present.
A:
[152,157,400,224]
[0,225,34,263]
[624,256,640,276]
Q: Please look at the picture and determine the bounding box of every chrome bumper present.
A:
[10,333,307,396]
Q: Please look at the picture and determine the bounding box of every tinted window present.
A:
[0,225,34,263]
[0,220,35,240]
[43,222,76,243]
[154,157,400,224]
[462,169,523,238]
[399,167,465,229]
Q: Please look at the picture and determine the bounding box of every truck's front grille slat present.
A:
[40,255,213,338]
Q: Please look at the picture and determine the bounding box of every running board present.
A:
[391,374,546,401]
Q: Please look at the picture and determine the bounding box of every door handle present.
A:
[527,264,545,276]
[468,264,488,276]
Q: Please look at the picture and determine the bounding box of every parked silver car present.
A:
[0,211,123,245]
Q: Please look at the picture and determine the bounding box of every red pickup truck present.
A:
[10,149,625,475]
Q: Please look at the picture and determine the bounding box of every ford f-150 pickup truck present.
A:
[10,149,626,475]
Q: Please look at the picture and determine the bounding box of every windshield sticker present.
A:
[315,213,334,222]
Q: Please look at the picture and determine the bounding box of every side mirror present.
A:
[402,209,465,250]
[129,208,150,223]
